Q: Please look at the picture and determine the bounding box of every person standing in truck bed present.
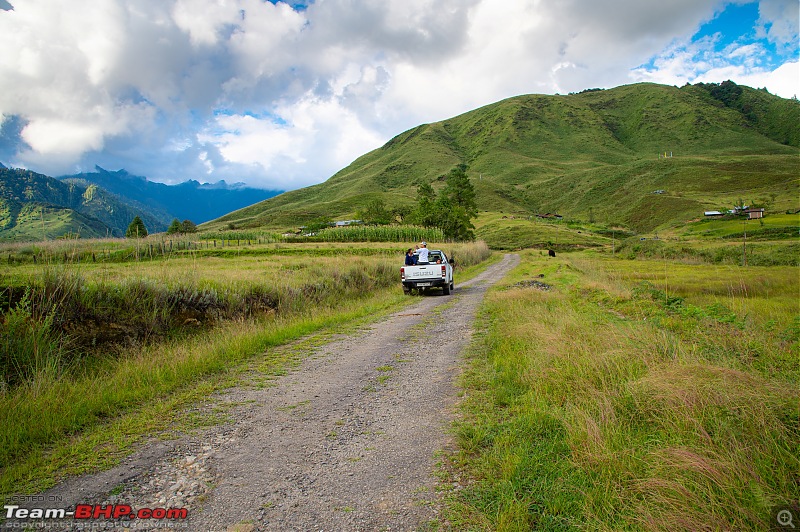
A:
[405,248,418,265]
[415,241,429,263]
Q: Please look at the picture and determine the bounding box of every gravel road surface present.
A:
[33,253,519,531]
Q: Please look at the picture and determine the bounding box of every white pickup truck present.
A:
[400,249,455,295]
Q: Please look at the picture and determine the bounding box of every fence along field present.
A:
[0,236,491,495]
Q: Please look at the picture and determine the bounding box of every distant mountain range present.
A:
[0,168,165,239]
[61,167,282,226]
[0,166,282,241]
[203,81,799,236]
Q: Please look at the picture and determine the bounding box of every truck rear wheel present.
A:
[442,283,451,295]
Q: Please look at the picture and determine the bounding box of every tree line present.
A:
[353,164,478,240]
[125,217,197,238]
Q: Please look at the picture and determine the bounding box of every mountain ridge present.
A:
[202,81,799,234]
[61,166,283,224]
[0,167,166,240]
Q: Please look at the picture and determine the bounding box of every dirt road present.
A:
[38,253,519,531]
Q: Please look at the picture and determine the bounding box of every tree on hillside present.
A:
[167,218,183,234]
[435,197,474,241]
[409,165,477,240]
[440,164,477,220]
[432,165,477,240]
[125,216,148,238]
[181,219,198,233]
[410,182,438,228]
[357,199,392,225]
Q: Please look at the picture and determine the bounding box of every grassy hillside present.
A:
[0,168,167,240]
[0,199,110,240]
[204,82,800,241]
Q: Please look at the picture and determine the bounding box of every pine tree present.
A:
[437,165,476,240]
[441,164,476,219]
[167,218,183,234]
[411,182,437,227]
[180,219,198,233]
[125,216,148,238]
[409,166,477,240]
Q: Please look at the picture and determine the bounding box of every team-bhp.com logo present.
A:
[4,504,188,525]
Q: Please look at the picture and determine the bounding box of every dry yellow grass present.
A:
[448,249,798,530]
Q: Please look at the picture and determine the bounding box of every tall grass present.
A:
[293,225,446,243]
[0,291,68,390]
[448,240,492,268]
[0,233,283,265]
[198,230,283,242]
[1,255,398,387]
[0,241,496,494]
[447,251,799,530]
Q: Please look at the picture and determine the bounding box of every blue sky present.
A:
[633,0,798,86]
[0,0,797,190]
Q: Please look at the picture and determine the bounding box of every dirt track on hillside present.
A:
[34,253,519,531]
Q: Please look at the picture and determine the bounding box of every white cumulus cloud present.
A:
[0,0,797,190]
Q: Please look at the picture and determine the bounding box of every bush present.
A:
[0,292,67,389]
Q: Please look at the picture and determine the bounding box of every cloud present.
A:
[199,88,386,189]
[628,1,799,99]
[697,60,800,97]
[756,0,800,52]
[0,0,797,190]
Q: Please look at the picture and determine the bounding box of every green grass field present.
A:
[444,250,799,530]
[0,239,491,496]
[679,212,799,239]
[473,212,619,250]
[1,219,797,529]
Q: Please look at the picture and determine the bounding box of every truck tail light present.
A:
[400,267,405,280]
[441,265,446,278]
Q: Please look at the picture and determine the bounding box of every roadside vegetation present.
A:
[0,238,491,496]
[295,225,445,243]
[444,250,798,530]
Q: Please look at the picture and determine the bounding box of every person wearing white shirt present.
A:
[415,241,430,263]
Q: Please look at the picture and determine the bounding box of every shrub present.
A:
[0,292,68,389]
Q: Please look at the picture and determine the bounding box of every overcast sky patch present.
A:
[0,0,797,190]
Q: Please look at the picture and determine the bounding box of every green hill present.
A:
[0,168,169,241]
[0,199,110,240]
[203,82,800,242]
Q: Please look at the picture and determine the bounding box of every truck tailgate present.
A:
[405,265,441,280]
